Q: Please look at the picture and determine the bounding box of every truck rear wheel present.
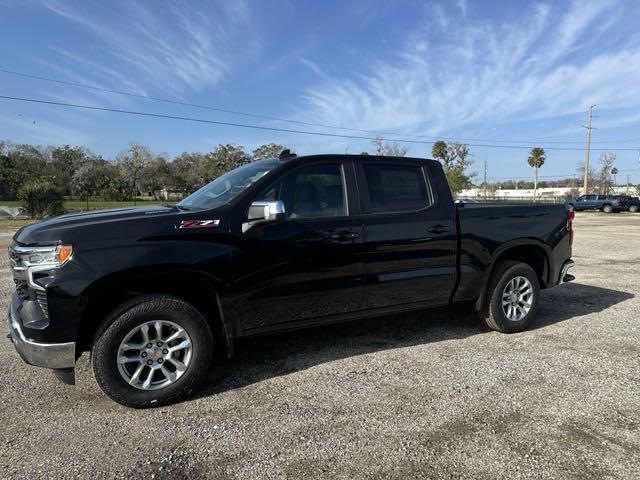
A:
[630,205,639,213]
[602,204,613,213]
[478,261,540,333]
[92,295,213,408]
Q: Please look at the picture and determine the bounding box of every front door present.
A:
[581,195,598,209]
[354,159,457,310]
[229,161,364,332]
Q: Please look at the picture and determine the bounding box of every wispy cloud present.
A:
[297,0,639,139]
[41,0,255,94]
[0,114,93,145]
[456,0,467,18]
[299,58,331,81]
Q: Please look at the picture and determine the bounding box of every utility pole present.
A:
[483,159,488,203]
[582,105,595,194]
[627,174,631,194]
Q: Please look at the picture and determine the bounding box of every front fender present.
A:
[58,239,234,354]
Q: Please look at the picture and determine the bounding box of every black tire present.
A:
[630,205,639,213]
[92,295,213,408]
[602,204,613,213]
[478,260,540,333]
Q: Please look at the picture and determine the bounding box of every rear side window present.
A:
[361,164,430,213]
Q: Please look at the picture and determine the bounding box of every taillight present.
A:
[567,209,575,246]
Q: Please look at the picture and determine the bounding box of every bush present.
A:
[18,180,65,218]
[100,177,133,201]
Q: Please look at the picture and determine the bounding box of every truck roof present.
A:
[279,152,441,167]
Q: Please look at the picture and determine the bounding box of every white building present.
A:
[458,186,634,200]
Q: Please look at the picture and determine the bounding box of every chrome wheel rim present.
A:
[117,320,193,390]
[501,276,533,322]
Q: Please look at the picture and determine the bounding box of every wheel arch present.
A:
[76,267,234,359]
[474,240,551,311]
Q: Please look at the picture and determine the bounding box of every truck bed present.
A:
[454,203,571,303]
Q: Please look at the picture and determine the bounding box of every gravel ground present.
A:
[1,213,639,479]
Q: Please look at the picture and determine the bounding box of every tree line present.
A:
[0,140,287,201]
[7,136,630,207]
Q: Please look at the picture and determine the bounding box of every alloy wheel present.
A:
[501,276,533,322]
[116,320,192,390]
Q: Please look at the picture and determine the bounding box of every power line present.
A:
[0,68,445,141]
[2,67,639,146]
[3,93,640,153]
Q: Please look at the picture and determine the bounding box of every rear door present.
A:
[354,159,457,310]
[229,159,364,332]
[597,195,608,208]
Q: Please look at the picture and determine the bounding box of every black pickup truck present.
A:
[7,153,575,407]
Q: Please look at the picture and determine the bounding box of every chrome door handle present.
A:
[427,225,450,234]
[330,231,360,240]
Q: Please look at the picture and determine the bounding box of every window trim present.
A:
[354,161,435,216]
[248,161,352,221]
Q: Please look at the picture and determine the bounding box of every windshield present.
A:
[178,159,280,210]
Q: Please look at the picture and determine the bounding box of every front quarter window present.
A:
[178,159,279,210]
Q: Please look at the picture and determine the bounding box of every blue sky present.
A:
[1,0,640,183]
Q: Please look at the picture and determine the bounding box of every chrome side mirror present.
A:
[243,200,286,232]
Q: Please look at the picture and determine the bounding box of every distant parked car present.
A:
[606,195,640,213]
[566,194,620,213]
[454,197,478,204]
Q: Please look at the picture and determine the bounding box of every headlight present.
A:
[16,244,73,268]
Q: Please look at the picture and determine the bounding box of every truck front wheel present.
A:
[478,261,540,333]
[92,295,213,408]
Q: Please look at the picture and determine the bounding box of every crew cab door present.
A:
[582,194,597,208]
[354,159,457,310]
[229,160,363,332]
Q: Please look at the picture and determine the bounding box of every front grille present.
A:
[14,279,29,300]
[8,243,52,324]
[35,290,49,319]
[9,244,30,300]
[8,248,21,268]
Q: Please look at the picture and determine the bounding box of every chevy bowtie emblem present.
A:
[179,219,220,229]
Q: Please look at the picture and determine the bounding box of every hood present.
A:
[14,205,179,245]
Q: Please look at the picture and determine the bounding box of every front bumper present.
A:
[7,304,76,370]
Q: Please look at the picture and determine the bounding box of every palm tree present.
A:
[528,147,546,201]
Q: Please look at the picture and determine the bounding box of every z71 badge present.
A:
[179,219,220,229]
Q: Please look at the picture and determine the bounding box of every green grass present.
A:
[0,218,35,229]
[63,199,168,210]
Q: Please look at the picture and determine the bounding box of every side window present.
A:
[361,164,430,213]
[258,164,346,219]
[597,195,607,200]
[585,195,596,200]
